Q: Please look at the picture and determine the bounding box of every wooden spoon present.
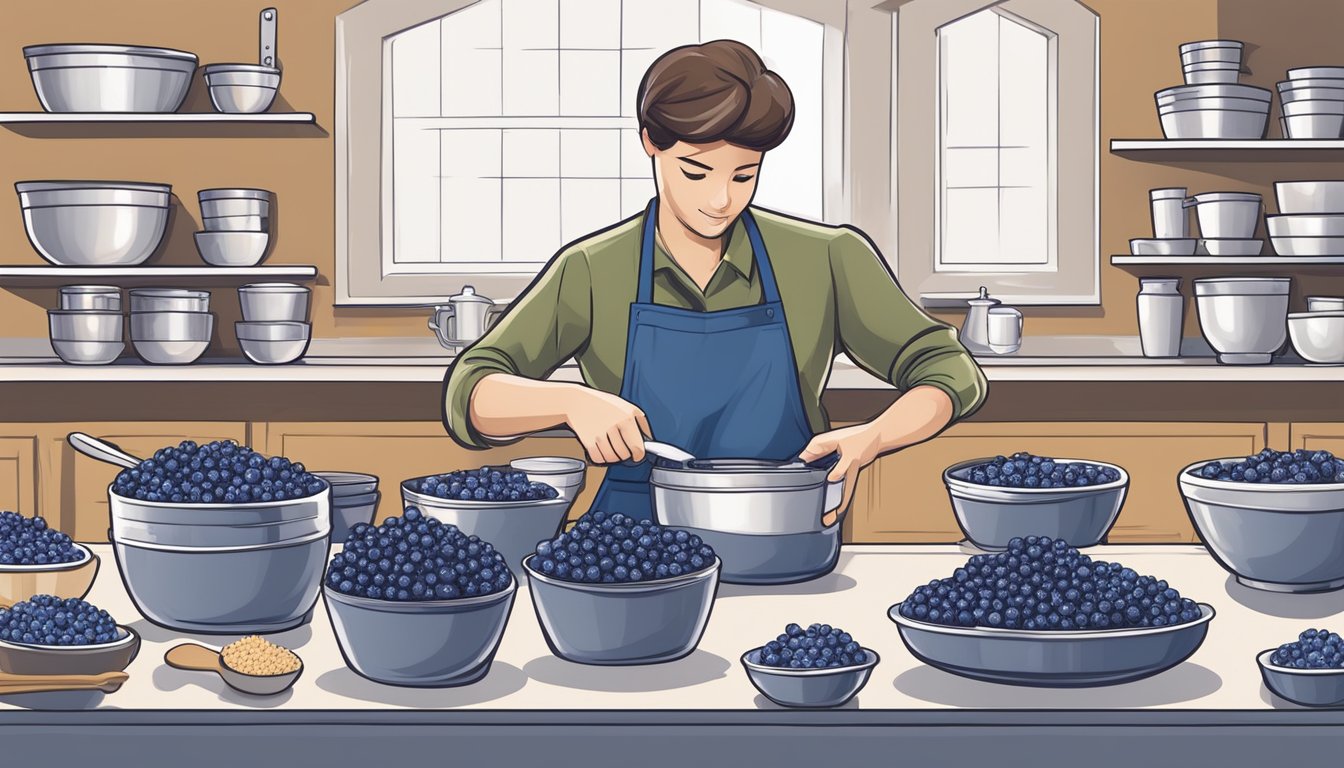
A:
[165,642,302,696]
[0,670,128,695]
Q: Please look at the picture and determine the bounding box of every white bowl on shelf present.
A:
[1193,277,1290,365]
[1197,239,1264,257]
[1275,181,1344,214]
[1130,238,1197,256]
[1271,235,1344,257]
[1289,311,1344,364]
[194,231,268,267]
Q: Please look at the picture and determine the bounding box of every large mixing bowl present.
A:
[1194,277,1290,365]
[109,484,331,633]
[402,479,573,579]
[943,458,1128,550]
[324,580,515,687]
[1180,460,1344,592]
[650,459,843,584]
[23,44,197,113]
[16,181,171,267]
[524,555,719,665]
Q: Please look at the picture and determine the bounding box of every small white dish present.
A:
[1130,238,1198,256]
[1197,238,1264,256]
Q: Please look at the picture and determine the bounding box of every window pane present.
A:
[560,50,621,116]
[620,47,660,118]
[392,122,442,263]
[624,0,698,50]
[939,11,998,148]
[502,179,560,261]
[562,179,622,244]
[622,179,653,218]
[561,129,620,177]
[944,147,997,189]
[503,128,559,177]
[621,128,652,179]
[392,20,441,118]
[441,129,502,179]
[502,0,557,48]
[999,187,1049,264]
[999,146,1046,189]
[441,177,502,264]
[503,48,558,115]
[441,1,503,117]
[943,188,999,265]
[699,0,761,52]
[756,7,823,219]
[999,16,1049,147]
[561,0,619,48]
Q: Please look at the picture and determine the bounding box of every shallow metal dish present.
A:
[1258,649,1344,706]
[943,457,1128,550]
[23,44,196,113]
[524,555,719,665]
[0,625,139,676]
[1197,238,1264,256]
[741,647,879,708]
[888,603,1214,687]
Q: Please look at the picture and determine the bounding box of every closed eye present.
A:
[733,174,755,183]
[681,169,706,181]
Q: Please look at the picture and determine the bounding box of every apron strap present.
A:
[637,198,659,305]
[637,200,783,306]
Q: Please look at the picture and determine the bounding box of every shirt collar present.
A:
[651,214,756,283]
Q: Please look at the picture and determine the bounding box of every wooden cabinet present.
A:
[847,421,1273,544]
[1291,423,1344,455]
[0,433,39,519]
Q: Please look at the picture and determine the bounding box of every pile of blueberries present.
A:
[530,510,716,584]
[0,595,121,646]
[897,535,1203,630]
[962,452,1121,488]
[415,467,558,502]
[756,623,869,669]
[112,440,326,504]
[326,506,512,601]
[0,511,83,566]
[1193,448,1344,484]
[1270,629,1344,669]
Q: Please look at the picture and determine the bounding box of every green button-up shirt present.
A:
[443,208,987,448]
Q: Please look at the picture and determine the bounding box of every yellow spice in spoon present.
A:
[221,635,301,676]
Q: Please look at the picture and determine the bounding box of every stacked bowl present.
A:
[1185,191,1264,256]
[1157,41,1269,139]
[236,283,311,364]
[1193,277,1290,365]
[196,189,271,267]
[1289,294,1344,365]
[203,65,281,114]
[16,181,172,267]
[312,471,381,543]
[1278,67,1344,139]
[129,289,213,365]
[48,286,124,365]
[1269,181,1344,257]
[1180,40,1243,84]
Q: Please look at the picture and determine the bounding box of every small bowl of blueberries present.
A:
[742,623,878,708]
[0,595,140,676]
[943,452,1129,550]
[1181,449,1344,593]
[402,466,574,577]
[323,506,516,687]
[0,512,99,608]
[1259,628,1344,707]
[523,510,720,665]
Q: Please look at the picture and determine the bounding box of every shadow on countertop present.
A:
[892,662,1222,708]
[717,572,858,598]
[1222,575,1344,619]
[314,662,527,707]
[522,649,730,693]
[126,619,314,649]
[752,693,860,710]
[151,663,294,708]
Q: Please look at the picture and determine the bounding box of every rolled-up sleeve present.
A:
[828,227,988,420]
[442,247,593,448]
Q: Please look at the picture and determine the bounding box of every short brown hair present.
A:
[637,40,794,152]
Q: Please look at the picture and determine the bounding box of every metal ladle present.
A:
[67,432,142,470]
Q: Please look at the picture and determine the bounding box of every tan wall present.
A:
[0,0,1340,349]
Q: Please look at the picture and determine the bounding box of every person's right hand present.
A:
[563,386,652,464]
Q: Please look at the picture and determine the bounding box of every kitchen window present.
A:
[336,0,846,305]
[893,0,1099,306]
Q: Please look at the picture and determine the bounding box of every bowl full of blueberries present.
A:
[943,452,1129,550]
[0,512,99,608]
[323,506,516,687]
[402,466,572,578]
[1180,449,1344,593]
[0,595,140,676]
[1258,628,1344,707]
[888,536,1214,687]
[523,510,720,665]
[741,623,879,708]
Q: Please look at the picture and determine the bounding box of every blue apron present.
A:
[588,199,813,519]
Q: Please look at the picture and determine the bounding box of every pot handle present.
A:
[1181,197,1199,208]
[823,479,845,528]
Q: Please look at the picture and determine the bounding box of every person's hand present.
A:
[798,423,883,526]
[563,386,652,464]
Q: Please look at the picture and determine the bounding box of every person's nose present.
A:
[708,181,732,213]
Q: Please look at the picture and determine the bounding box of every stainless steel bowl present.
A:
[1156,83,1271,103]
[888,603,1214,687]
[329,490,380,543]
[0,626,140,676]
[194,231,269,267]
[23,44,196,113]
[130,310,213,340]
[1157,96,1273,113]
[198,188,271,218]
[524,555,719,665]
[1183,65,1240,85]
[51,339,123,366]
[1283,113,1344,139]
[58,285,121,311]
[203,65,281,114]
[235,321,310,341]
[1159,109,1268,140]
[1198,238,1264,256]
[1283,100,1344,117]
[202,214,268,232]
[15,181,171,266]
[1289,67,1344,81]
[238,283,310,322]
[128,288,210,313]
[1271,235,1344,256]
[1129,238,1197,256]
[49,310,122,342]
[1307,296,1344,311]
[1179,40,1243,66]
[509,456,587,500]
[131,338,210,365]
[1193,278,1290,365]
[1187,193,1262,239]
[943,458,1128,550]
[324,581,515,687]
[402,480,573,579]
[741,648,879,708]
[1289,311,1344,364]
[1275,181,1344,214]
[238,337,311,365]
[1267,214,1344,237]
[1181,460,1344,591]
[314,471,380,497]
[1258,649,1344,706]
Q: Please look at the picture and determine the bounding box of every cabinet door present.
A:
[1291,423,1344,455]
[0,435,39,520]
[50,423,249,541]
[259,422,600,526]
[850,421,1269,544]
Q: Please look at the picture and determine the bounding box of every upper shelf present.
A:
[0,112,316,124]
[1110,138,1344,162]
[0,265,318,283]
[1111,255,1344,267]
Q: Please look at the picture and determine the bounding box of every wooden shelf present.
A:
[0,112,315,124]
[1112,255,1344,266]
[1110,138,1344,162]
[0,265,318,283]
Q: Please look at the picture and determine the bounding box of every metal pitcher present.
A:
[428,286,506,350]
[959,286,999,354]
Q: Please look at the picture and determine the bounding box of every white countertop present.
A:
[5,543,1336,715]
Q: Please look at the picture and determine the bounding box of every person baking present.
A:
[444,40,987,526]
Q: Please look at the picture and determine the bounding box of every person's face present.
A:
[642,132,762,239]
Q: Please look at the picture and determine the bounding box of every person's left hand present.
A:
[798,423,883,527]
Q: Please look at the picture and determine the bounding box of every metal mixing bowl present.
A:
[1180,460,1344,592]
[1283,114,1344,139]
[741,648,879,708]
[15,181,171,266]
[328,490,380,543]
[0,543,99,608]
[203,65,281,114]
[238,337,311,365]
[1258,650,1344,706]
[130,311,214,341]
[131,338,210,365]
[1159,109,1268,140]
[58,285,121,311]
[0,626,140,676]
[202,214,268,232]
[23,44,196,113]
[195,231,269,267]
[324,580,515,687]
[51,339,124,366]
[888,603,1214,687]
[198,188,271,218]
[943,457,1128,550]
[524,555,719,665]
[238,283,310,322]
[49,310,123,342]
[128,289,210,313]
[509,456,587,500]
